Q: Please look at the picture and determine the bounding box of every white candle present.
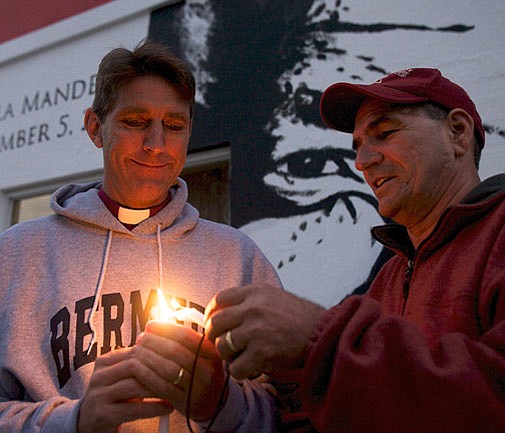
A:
[154,289,205,433]
[173,307,205,328]
[159,413,170,433]
[156,288,172,433]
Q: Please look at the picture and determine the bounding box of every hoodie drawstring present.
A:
[85,225,163,355]
[157,224,164,291]
[86,229,113,355]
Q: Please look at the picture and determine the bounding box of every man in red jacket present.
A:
[206,68,505,432]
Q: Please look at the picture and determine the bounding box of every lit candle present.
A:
[156,288,173,433]
[156,288,205,327]
[154,289,205,433]
[158,414,170,433]
[173,304,205,328]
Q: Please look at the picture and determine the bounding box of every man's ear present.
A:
[446,108,475,157]
[84,108,103,148]
[188,117,193,136]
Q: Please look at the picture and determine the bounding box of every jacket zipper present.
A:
[402,259,414,314]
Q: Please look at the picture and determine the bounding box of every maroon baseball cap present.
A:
[320,68,485,148]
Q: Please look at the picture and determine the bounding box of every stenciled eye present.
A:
[274,148,363,182]
[263,147,368,207]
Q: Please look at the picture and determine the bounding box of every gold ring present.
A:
[173,367,184,386]
[225,330,238,352]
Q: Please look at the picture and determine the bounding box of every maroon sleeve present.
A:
[300,295,505,433]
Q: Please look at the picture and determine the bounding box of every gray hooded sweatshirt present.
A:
[0,179,281,433]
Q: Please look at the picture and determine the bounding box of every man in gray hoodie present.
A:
[0,41,281,433]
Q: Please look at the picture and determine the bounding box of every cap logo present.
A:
[376,68,413,83]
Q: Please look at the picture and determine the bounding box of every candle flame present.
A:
[155,288,205,327]
[157,288,172,322]
[170,298,182,310]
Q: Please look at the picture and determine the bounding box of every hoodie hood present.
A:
[50,177,199,240]
[372,174,505,258]
[49,177,201,355]
[461,173,505,205]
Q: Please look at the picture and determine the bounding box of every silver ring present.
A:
[173,367,184,386]
[225,330,238,353]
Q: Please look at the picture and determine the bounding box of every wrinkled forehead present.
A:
[354,97,421,130]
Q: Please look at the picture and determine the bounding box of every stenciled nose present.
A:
[143,121,166,153]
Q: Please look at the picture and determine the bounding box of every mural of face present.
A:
[240,52,386,306]
[239,0,505,306]
[150,0,505,307]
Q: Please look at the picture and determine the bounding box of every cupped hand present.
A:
[132,322,226,422]
[77,347,173,433]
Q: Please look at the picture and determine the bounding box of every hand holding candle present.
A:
[77,347,174,433]
[131,289,225,430]
[154,288,204,433]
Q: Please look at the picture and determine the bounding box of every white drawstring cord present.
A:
[86,229,112,355]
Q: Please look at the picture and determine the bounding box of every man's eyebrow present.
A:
[117,107,148,114]
[165,111,190,121]
[352,115,395,149]
[367,115,393,130]
[117,107,189,120]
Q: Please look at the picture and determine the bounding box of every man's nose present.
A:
[355,144,383,171]
[143,121,165,153]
